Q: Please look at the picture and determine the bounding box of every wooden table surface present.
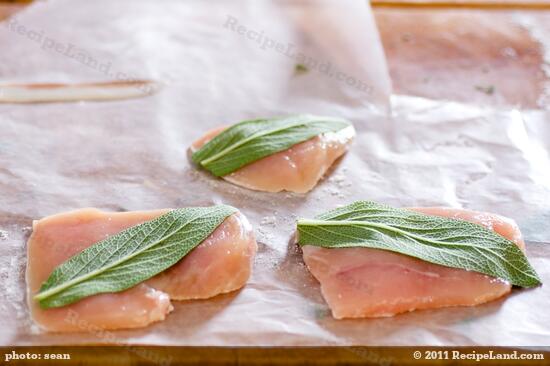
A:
[2,346,549,365]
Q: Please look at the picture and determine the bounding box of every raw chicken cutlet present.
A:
[191,125,355,193]
[27,208,257,332]
[301,207,525,319]
[376,9,546,108]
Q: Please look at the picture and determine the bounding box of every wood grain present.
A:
[0,4,22,20]
[1,347,549,365]
[372,0,550,9]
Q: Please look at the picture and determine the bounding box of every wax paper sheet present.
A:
[1,0,550,347]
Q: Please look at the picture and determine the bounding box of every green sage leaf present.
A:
[192,114,353,177]
[35,205,237,309]
[297,201,541,288]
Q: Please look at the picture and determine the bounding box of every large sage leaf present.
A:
[192,114,353,177]
[297,201,541,288]
[35,205,237,308]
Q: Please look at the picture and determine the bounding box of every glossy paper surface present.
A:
[0,0,549,347]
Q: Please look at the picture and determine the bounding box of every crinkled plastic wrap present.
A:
[0,0,549,347]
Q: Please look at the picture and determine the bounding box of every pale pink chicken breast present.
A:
[191,125,355,193]
[146,211,257,300]
[27,208,257,332]
[376,9,546,108]
[301,207,525,319]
